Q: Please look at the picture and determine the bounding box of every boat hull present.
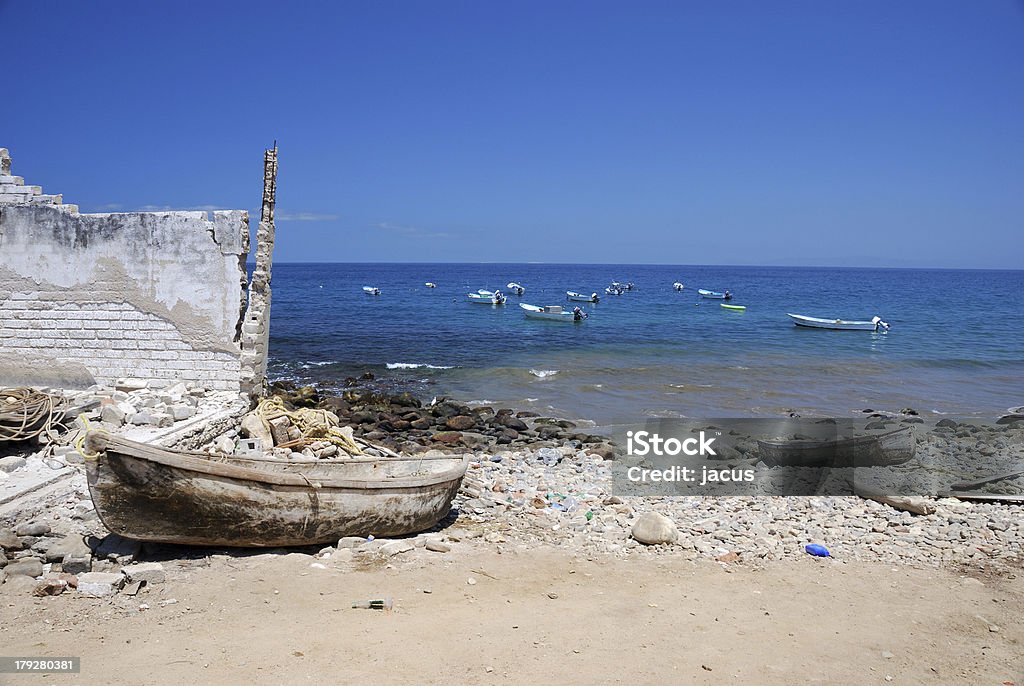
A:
[84,433,467,547]
[721,304,746,311]
[788,314,881,330]
[757,427,916,468]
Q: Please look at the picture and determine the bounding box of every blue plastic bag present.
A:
[805,543,830,557]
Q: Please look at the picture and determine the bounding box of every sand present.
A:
[1,547,1021,685]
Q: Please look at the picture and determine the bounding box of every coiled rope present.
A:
[254,396,364,455]
[0,388,67,442]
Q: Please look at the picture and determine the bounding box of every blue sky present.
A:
[3,1,1022,268]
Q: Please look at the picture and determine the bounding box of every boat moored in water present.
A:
[468,290,507,304]
[788,313,890,331]
[566,291,600,303]
[425,282,436,288]
[721,303,746,311]
[698,289,732,300]
[520,303,587,322]
[673,282,684,291]
[506,282,525,295]
[363,286,381,295]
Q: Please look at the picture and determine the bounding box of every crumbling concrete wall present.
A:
[0,147,263,392]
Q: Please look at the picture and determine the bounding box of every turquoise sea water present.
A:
[267,264,1024,424]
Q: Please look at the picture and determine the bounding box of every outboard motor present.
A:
[591,292,600,303]
[872,316,890,331]
[724,290,732,300]
[573,306,586,321]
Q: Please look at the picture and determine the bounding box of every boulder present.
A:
[433,431,463,445]
[240,412,273,448]
[77,571,125,597]
[15,522,50,537]
[0,528,23,551]
[631,512,678,545]
[124,562,165,584]
[446,415,476,431]
[4,558,44,578]
[410,418,433,431]
[100,403,126,425]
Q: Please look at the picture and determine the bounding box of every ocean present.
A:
[266,264,1024,425]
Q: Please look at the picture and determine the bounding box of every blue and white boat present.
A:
[698,288,732,300]
[788,313,889,331]
[566,291,600,303]
[520,303,587,322]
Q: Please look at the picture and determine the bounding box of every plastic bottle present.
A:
[352,597,393,610]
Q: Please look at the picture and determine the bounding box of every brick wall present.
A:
[0,147,262,392]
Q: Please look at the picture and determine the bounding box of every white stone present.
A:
[631,512,678,545]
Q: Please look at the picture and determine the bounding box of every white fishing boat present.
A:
[605,285,624,295]
[425,282,436,288]
[467,291,506,305]
[362,286,381,295]
[673,282,684,291]
[477,289,494,296]
[520,303,586,322]
[787,313,890,331]
[566,291,600,303]
[698,288,732,300]
[506,282,525,295]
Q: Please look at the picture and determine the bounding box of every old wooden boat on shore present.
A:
[83,432,468,547]
[757,426,916,468]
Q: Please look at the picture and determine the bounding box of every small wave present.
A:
[386,362,456,370]
[300,361,335,368]
[530,369,559,378]
[465,399,497,406]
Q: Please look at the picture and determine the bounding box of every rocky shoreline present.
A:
[1,379,1023,605]
[267,379,616,459]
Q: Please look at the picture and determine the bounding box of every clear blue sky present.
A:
[4,1,1022,268]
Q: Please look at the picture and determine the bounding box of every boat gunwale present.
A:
[84,432,469,490]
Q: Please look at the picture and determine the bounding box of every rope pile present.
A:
[253,396,364,455]
[0,388,67,442]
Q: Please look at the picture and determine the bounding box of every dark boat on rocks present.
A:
[83,431,468,547]
[757,426,916,468]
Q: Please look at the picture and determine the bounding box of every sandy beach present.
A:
[1,544,1022,685]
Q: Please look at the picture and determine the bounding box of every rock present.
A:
[379,540,415,556]
[1,575,38,595]
[496,415,529,431]
[425,541,451,553]
[129,411,153,426]
[124,562,165,584]
[935,418,958,429]
[410,418,432,430]
[0,549,6,568]
[5,558,44,578]
[77,571,125,597]
[631,512,678,545]
[588,445,616,460]
[433,431,463,445]
[446,415,476,431]
[0,529,23,551]
[62,553,92,575]
[15,522,50,537]
[100,403,126,425]
[170,404,196,421]
[33,578,68,596]
[0,456,27,473]
[240,412,273,448]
